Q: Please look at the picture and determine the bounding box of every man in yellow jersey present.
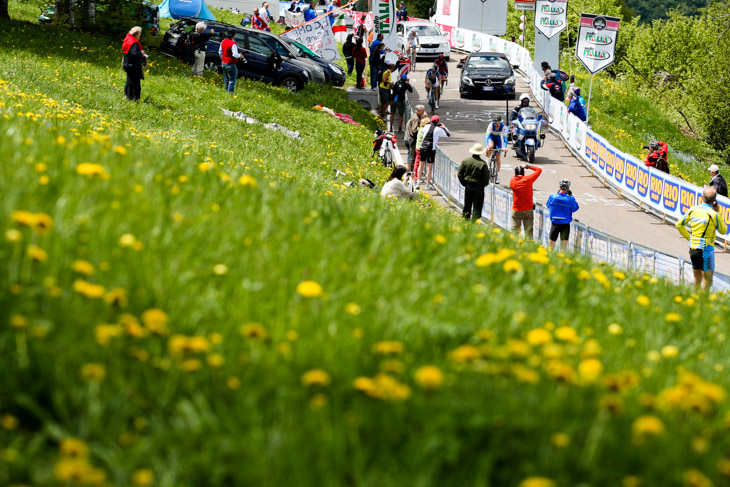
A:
[676,186,727,289]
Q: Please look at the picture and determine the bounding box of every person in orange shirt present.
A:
[509,164,542,239]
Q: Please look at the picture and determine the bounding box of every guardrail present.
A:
[430,146,730,291]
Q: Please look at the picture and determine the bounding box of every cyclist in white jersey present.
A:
[407,29,420,61]
[484,114,508,184]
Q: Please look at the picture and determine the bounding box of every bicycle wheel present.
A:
[428,89,436,114]
[490,154,498,183]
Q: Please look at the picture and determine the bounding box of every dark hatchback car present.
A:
[160,19,322,92]
[458,52,516,99]
[287,41,346,86]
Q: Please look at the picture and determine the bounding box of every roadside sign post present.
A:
[575,13,620,122]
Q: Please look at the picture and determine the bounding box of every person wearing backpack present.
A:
[379,63,395,118]
[541,71,564,102]
[389,74,413,133]
[189,22,214,77]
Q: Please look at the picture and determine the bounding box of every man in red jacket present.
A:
[509,164,542,239]
[218,30,246,93]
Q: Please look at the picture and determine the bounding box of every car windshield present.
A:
[293,41,320,58]
[520,107,539,120]
[411,25,441,36]
[467,56,510,70]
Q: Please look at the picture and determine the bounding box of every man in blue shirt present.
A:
[304,2,317,22]
[369,34,384,89]
[398,2,408,21]
[546,178,579,250]
[327,1,336,25]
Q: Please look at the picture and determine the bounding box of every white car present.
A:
[396,21,450,62]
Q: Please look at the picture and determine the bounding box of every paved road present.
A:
[397,56,730,273]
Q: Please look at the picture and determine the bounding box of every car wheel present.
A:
[280,76,301,93]
[204,58,221,73]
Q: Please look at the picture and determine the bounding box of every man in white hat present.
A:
[708,164,728,198]
[458,143,490,221]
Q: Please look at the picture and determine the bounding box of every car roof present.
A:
[468,52,508,59]
[402,21,439,27]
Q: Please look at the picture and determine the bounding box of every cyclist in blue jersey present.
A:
[484,114,508,184]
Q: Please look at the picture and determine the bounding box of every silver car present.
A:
[396,21,450,61]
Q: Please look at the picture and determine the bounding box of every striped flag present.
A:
[332,14,347,33]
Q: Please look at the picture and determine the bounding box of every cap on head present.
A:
[709,164,720,173]
[431,115,440,123]
[400,73,408,79]
[574,87,581,94]
[559,178,571,190]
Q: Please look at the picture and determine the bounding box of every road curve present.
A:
[398,56,730,274]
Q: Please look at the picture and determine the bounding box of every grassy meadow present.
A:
[4,7,730,487]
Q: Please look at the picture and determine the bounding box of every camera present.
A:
[643,145,651,150]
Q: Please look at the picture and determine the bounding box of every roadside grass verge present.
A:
[5,13,730,487]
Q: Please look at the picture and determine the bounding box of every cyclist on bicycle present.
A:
[484,113,508,184]
[433,54,448,89]
[407,28,420,62]
[425,64,440,109]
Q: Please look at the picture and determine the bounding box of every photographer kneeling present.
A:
[381,166,418,200]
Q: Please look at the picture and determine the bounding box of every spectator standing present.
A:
[219,30,245,94]
[397,1,409,21]
[381,166,418,199]
[389,74,412,133]
[541,71,564,102]
[342,34,355,75]
[405,104,425,170]
[567,88,586,121]
[676,186,728,289]
[709,164,728,198]
[540,61,551,77]
[251,7,271,31]
[420,115,450,188]
[379,63,394,118]
[122,26,148,101]
[261,2,272,20]
[509,165,542,239]
[353,37,367,89]
[413,117,430,187]
[327,0,338,26]
[304,2,317,22]
[369,34,384,89]
[189,22,214,77]
[547,179,579,250]
[458,143,490,221]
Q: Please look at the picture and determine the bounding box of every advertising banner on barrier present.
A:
[534,0,568,39]
[575,13,620,74]
[282,15,341,61]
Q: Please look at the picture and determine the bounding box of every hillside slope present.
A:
[3,17,730,487]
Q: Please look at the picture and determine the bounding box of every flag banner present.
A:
[373,0,398,49]
[534,0,568,39]
[575,13,620,74]
[282,15,341,61]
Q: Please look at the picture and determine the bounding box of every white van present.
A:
[396,21,450,62]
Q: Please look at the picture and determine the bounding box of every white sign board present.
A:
[534,0,567,39]
[282,15,341,61]
[515,0,535,10]
[575,13,620,74]
[373,0,398,50]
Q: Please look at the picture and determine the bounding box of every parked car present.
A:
[253,28,327,83]
[160,19,324,92]
[286,40,346,86]
[458,51,515,99]
[395,21,450,61]
[39,0,161,35]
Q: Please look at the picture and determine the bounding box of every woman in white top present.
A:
[381,166,417,200]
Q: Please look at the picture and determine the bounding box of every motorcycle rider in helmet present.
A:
[510,93,531,149]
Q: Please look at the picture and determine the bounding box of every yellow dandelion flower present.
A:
[608,323,623,335]
[241,323,268,340]
[528,252,550,264]
[132,469,155,487]
[5,228,22,243]
[449,344,480,363]
[227,376,242,390]
[434,234,447,244]
[95,324,123,346]
[296,280,323,298]
[555,326,579,344]
[182,358,202,372]
[661,345,679,358]
[105,287,128,308]
[632,415,665,437]
[207,353,225,368]
[73,280,106,299]
[578,358,604,382]
[72,260,94,276]
[10,314,28,330]
[1,414,19,431]
[519,477,556,487]
[212,264,228,275]
[112,145,128,155]
[373,341,404,355]
[636,295,650,306]
[60,437,89,458]
[76,162,108,178]
[526,328,552,346]
[345,302,362,315]
[551,432,570,448]
[80,363,106,382]
[503,259,522,272]
[239,175,257,187]
[301,369,332,387]
[665,312,681,323]
[414,365,445,390]
[27,244,48,262]
[141,308,169,334]
[683,469,713,487]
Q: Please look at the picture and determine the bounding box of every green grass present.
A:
[5,8,730,487]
